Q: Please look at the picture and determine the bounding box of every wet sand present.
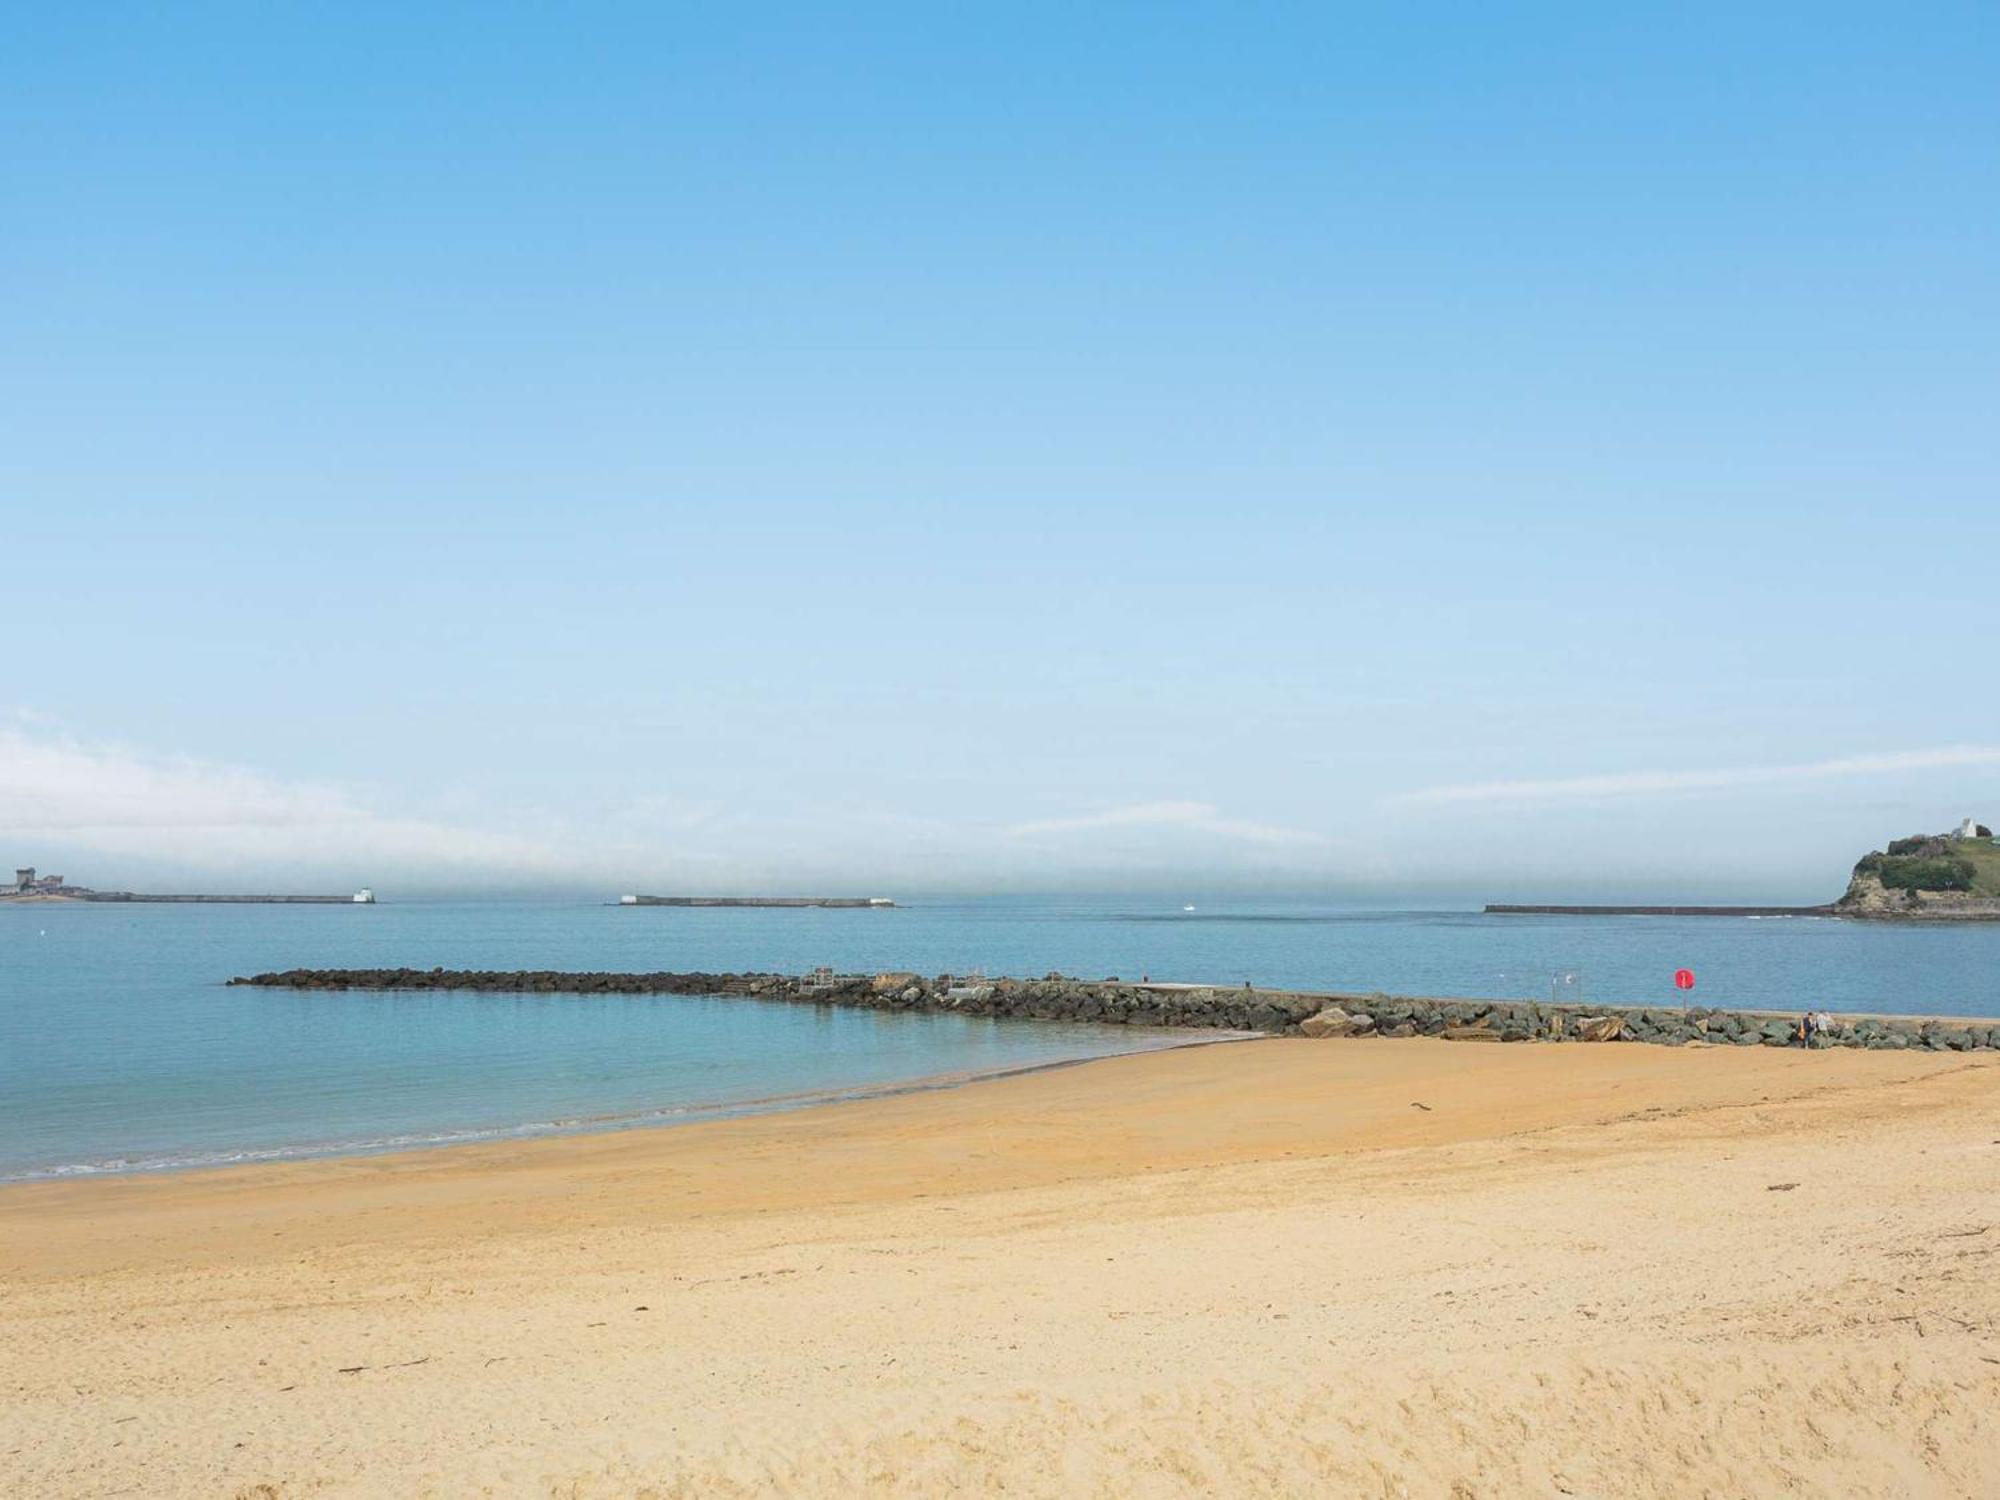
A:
[4,1038,1998,1496]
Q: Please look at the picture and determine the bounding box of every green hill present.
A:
[1852,832,2000,896]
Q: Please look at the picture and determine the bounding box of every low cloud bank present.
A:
[0,725,570,886]
[0,725,1340,893]
[10,721,1985,899]
[1006,801,1328,847]
[1395,747,2000,808]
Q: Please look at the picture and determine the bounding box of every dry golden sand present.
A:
[4,1038,1999,1498]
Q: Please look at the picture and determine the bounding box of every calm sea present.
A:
[4,895,1999,1181]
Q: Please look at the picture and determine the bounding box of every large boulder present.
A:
[1300,1006,1371,1038]
[1573,1015,1624,1043]
[1440,1022,1501,1042]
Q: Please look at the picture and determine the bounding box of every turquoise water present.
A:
[5,896,2000,1180]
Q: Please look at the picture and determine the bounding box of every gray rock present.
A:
[1299,1006,1361,1039]
[1439,1023,1500,1042]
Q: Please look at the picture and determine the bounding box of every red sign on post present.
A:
[1674,968,1696,992]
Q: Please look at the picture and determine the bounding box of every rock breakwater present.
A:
[225,969,2000,1052]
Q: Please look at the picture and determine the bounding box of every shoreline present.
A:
[5,1040,1996,1496]
[24,962,1996,1189]
[4,1035,1982,1263]
[0,1027,1256,1186]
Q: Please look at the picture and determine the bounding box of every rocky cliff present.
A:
[1834,830,2000,920]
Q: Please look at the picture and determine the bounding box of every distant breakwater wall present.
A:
[1487,898,2000,921]
[227,969,2000,1052]
[620,896,893,908]
[83,893,362,904]
[1485,904,1837,918]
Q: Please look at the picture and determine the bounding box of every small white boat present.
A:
[1182,904,1196,913]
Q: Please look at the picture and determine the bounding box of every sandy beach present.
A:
[4,1037,1998,1497]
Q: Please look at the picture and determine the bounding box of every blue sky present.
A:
[3,3,1997,898]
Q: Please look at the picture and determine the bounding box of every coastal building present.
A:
[14,868,32,892]
[1952,817,1993,841]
